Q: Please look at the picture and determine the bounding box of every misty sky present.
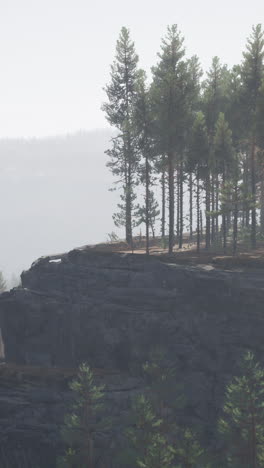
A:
[1,0,264,138]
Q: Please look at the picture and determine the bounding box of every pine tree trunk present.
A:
[189,173,193,241]
[126,133,133,247]
[89,437,94,468]
[244,156,250,229]
[211,174,215,244]
[222,169,227,252]
[260,168,264,235]
[227,211,231,232]
[161,158,166,239]
[126,182,132,246]
[168,151,175,254]
[196,173,200,253]
[179,159,184,249]
[216,173,219,241]
[233,181,238,255]
[176,165,180,244]
[205,170,211,249]
[246,207,250,228]
[250,140,257,249]
[145,154,150,255]
[200,209,203,242]
[250,405,257,468]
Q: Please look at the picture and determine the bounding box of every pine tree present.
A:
[155,154,168,241]
[134,191,160,242]
[214,113,233,251]
[142,353,183,416]
[186,56,203,243]
[58,363,105,468]
[241,24,264,248]
[103,27,140,246]
[219,352,264,468]
[202,57,229,246]
[256,81,264,234]
[173,428,205,468]
[257,80,264,151]
[203,57,229,137]
[224,66,249,248]
[151,25,189,253]
[134,70,156,254]
[225,65,244,147]
[231,156,241,255]
[127,394,174,468]
[189,112,210,252]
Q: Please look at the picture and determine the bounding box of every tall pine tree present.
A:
[241,24,264,248]
[188,112,210,253]
[103,27,139,245]
[134,70,156,254]
[214,113,233,251]
[151,25,189,253]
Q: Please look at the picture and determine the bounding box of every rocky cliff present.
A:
[1,246,264,466]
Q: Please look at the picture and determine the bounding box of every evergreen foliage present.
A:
[133,70,157,252]
[173,427,205,468]
[103,27,140,245]
[103,23,264,255]
[151,24,190,253]
[219,352,264,468]
[188,111,209,252]
[241,24,264,248]
[127,394,175,468]
[57,353,264,468]
[58,363,105,468]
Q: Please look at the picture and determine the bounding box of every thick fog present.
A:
[0,129,124,281]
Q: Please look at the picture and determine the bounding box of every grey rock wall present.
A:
[1,247,264,466]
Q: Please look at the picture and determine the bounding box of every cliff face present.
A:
[1,247,264,466]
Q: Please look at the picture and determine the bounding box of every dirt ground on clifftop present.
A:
[90,236,264,270]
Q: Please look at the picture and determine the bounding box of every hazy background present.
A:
[0,129,124,280]
[0,0,263,280]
